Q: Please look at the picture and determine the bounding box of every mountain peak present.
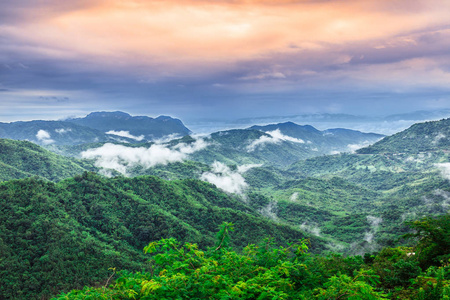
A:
[249,122,320,133]
[66,111,191,139]
[85,111,132,119]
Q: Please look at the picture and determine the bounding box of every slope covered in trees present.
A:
[0,173,325,299]
[0,120,117,146]
[357,118,450,154]
[55,216,450,299]
[66,111,191,139]
[0,139,96,181]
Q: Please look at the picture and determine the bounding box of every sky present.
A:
[1,0,450,127]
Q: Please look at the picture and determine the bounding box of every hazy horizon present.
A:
[2,108,450,136]
[2,1,450,128]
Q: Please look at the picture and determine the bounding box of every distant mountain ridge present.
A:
[0,120,116,146]
[249,122,384,154]
[0,111,191,145]
[66,111,191,139]
[357,118,450,154]
[235,109,450,125]
[0,138,96,181]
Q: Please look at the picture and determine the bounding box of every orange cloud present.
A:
[2,0,448,92]
[11,1,447,64]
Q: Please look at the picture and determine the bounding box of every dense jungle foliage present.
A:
[2,118,450,299]
[0,173,324,299]
[0,139,96,181]
[55,219,450,299]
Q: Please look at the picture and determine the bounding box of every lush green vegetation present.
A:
[55,218,450,299]
[357,118,450,154]
[0,173,325,299]
[0,120,114,146]
[2,118,450,299]
[250,122,383,152]
[0,139,96,181]
[66,111,191,139]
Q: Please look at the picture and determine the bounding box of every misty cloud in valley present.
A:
[246,129,304,152]
[200,161,261,195]
[81,139,208,176]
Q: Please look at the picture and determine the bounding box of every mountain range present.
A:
[0,112,191,146]
[2,113,450,298]
[66,111,191,140]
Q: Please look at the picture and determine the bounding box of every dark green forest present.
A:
[54,219,450,299]
[1,118,450,299]
[0,173,325,299]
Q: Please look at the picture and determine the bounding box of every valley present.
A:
[1,112,450,299]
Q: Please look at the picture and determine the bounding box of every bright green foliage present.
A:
[0,173,323,299]
[55,225,318,299]
[314,269,387,299]
[406,214,450,269]
[214,221,234,251]
[357,118,450,154]
[0,138,96,182]
[54,216,450,299]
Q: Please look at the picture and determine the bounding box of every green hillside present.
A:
[66,111,191,139]
[358,118,450,154]
[250,122,384,154]
[0,120,116,146]
[0,139,96,181]
[56,214,450,300]
[0,172,325,299]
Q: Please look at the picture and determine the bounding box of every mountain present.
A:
[234,113,372,125]
[190,129,314,167]
[357,118,450,154]
[3,116,450,299]
[0,139,96,181]
[0,112,191,146]
[66,111,191,140]
[171,124,383,168]
[51,124,384,180]
[235,110,450,125]
[384,109,450,121]
[0,172,325,299]
[0,120,118,146]
[249,122,384,154]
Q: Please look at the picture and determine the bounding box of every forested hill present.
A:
[0,112,191,146]
[0,120,123,146]
[249,122,384,151]
[66,111,191,139]
[0,172,324,299]
[357,117,450,154]
[0,139,96,181]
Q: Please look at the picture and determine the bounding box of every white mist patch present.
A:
[346,140,372,153]
[200,161,261,195]
[435,163,450,180]
[81,139,208,176]
[405,156,422,163]
[152,133,182,144]
[247,129,304,152]
[259,201,278,221]
[432,132,446,145]
[401,212,417,222]
[300,222,321,236]
[55,128,71,134]
[364,215,382,243]
[36,130,54,145]
[173,139,210,154]
[433,189,450,209]
[290,192,299,202]
[106,130,145,141]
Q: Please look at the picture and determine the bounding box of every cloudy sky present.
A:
[1,0,450,124]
